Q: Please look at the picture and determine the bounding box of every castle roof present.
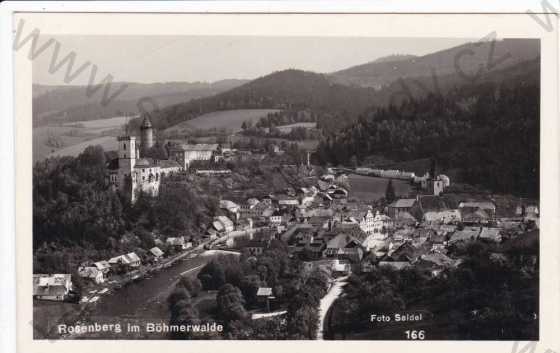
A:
[134,158,159,168]
[169,143,219,152]
[141,117,153,129]
[158,159,181,169]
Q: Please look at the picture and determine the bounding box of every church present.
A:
[107,117,181,202]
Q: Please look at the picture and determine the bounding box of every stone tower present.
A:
[117,135,137,199]
[140,116,154,154]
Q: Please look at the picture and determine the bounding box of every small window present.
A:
[123,143,126,149]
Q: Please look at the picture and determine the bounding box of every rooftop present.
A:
[170,143,219,152]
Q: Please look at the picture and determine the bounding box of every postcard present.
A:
[6,7,560,353]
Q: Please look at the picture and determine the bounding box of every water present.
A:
[92,255,210,319]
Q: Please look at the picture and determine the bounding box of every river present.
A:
[90,252,216,320]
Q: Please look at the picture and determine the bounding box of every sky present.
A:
[32,36,474,85]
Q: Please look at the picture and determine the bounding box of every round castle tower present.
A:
[140,116,154,154]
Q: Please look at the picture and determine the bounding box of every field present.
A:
[46,136,118,159]
[33,116,129,162]
[275,122,317,133]
[164,109,281,135]
[62,116,133,132]
[347,174,412,202]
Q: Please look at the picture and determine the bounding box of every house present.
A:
[220,200,240,215]
[526,205,539,216]
[417,196,459,224]
[166,236,190,250]
[524,205,539,224]
[323,233,364,263]
[378,261,411,271]
[460,207,492,225]
[387,242,425,262]
[149,246,165,260]
[269,211,285,225]
[256,287,273,297]
[417,252,458,269]
[213,216,234,233]
[423,209,461,224]
[342,207,375,235]
[78,266,105,284]
[297,187,318,206]
[388,199,417,220]
[392,227,414,242]
[448,227,481,244]
[33,274,73,301]
[238,218,254,231]
[275,194,300,207]
[429,232,447,252]
[168,143,219,169]
[372,211,393,239]
[240,198,266,219]
[109,252,141,268]
[331,259,351,275]
[459,201,496,220]
[256,287,274,311]
[479,227,502,243]
[331,223,368,246]
[93,260,111,274]
[158,159,182,176]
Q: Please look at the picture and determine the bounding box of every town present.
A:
[31,36,541,341]
[33,119,540,340]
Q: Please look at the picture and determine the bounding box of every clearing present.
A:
[164,109,281,135]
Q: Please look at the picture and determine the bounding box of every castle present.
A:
[107,117,181,202]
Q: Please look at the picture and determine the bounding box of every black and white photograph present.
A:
[6,9,556,349]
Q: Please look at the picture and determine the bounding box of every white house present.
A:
[168,143,219,169]
[109,252,141,268]
[214,215,234,233]
[78,267,105,284]
[33,274,73,301]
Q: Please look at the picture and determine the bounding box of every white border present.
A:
[1,0,560,14]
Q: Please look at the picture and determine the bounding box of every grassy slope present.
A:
[164,109,282,135]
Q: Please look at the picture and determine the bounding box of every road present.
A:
[316,276,348,340]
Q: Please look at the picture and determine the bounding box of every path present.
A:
[316,276,348,340]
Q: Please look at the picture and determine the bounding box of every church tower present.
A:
[140,116,154,155]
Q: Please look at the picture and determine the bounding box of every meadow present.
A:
[33,116,130,162]
[164,109,281,135]
[347,174,412,202]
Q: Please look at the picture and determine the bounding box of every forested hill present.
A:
[33,79,248,126]
[329,38,540,88]
[141,51,539,137]
[315,75,540,198]
[141,69,380,133]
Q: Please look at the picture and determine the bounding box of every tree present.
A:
[216,284,248,322]
[197,261,226,290]
[350,155,358,169]
[167,284,199,339]
[385,179,396,203]
[167,286,191,310]
[179,276,203,297]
